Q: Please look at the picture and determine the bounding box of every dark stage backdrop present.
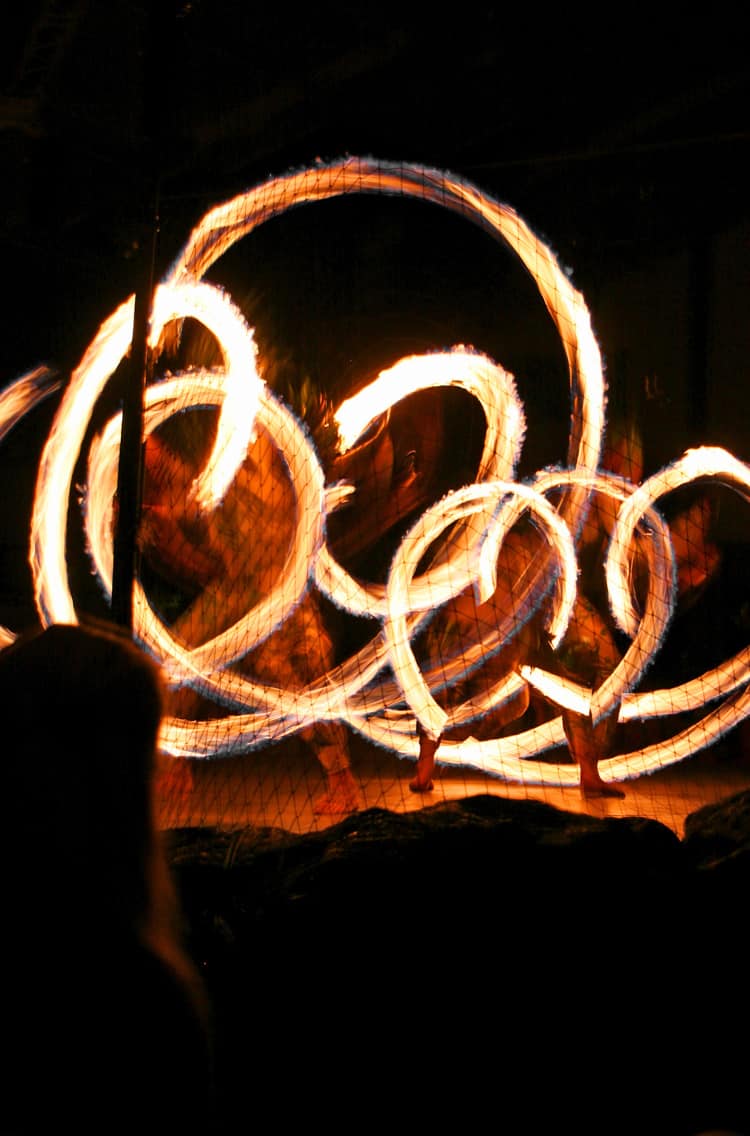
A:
[2,8,749,834]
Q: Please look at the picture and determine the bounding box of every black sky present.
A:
[1,4,749,460]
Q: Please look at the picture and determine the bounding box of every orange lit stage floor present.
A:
[159,732,750,841]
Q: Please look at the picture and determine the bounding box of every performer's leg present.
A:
[563,709,625,799]
[410,720,441,793]
[312,723,362,815]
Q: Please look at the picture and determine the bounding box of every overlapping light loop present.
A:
[2,156,749,788]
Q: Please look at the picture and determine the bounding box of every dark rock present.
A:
[167,792,750,1131]
[683,786,750,869]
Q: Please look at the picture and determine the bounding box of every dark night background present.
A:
[3,8,750,1131]
[2,4,749,441]
[2,1,750,643]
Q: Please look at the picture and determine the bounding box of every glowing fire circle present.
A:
[3,156,750,789]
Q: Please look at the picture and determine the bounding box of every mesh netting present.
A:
[3,157,749,834]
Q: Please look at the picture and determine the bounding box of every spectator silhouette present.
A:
[0,619,215,1133]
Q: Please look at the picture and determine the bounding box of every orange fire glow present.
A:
[1,156,749,791]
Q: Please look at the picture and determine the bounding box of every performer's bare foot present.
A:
[580,762,626,799]
[410,726,441,793]
[314,767,362,815]
[563,711,626,799]
[409,770,434,792]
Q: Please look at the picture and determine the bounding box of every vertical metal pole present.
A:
[110,213,157,630]
[110,2,163,630]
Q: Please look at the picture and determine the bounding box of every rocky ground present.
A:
[168,788,750,1133]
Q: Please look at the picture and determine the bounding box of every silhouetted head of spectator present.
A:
[0,618,168,934]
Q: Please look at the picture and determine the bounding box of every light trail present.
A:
[1,156,749,788]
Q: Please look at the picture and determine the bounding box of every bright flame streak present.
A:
[520,665,592,715]
[149,281,263,511]
[384,480,578,740]
[6,156,750,789]
[601,680,750,782]
[152,156,608,759]
[318,348,525,618]
[0,369,61,646]
[355,711,576,785]
[171,156,604,542]
[621,645,750,720]
[138,383,325,686]
[337,455,747,776]
[32,296,135,625]
[335,347,525,470]
[533,466,677,725]
[608,446,750,637]
[0,366,60,444]
[32,279,262,627]
[86,374,325,688]
[443,669,528,730]
[86,375,403,750]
